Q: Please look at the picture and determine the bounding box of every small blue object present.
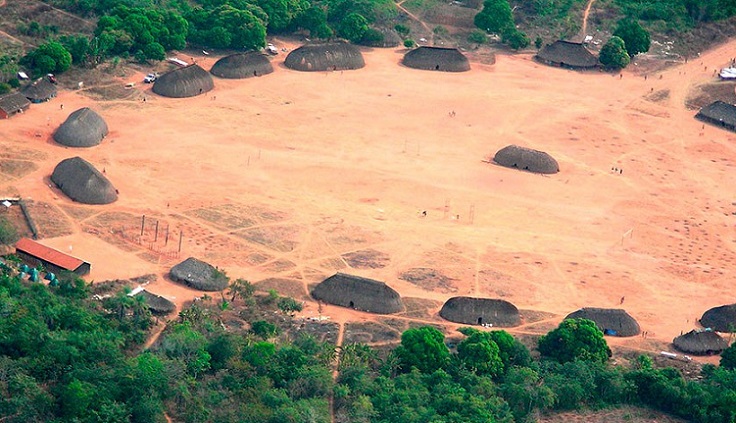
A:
[44,272,56,281]
[29,269,39,282]
[604,329,617,336]
[20,264,30,273]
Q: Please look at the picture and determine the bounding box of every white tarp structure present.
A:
[719,67,736,80]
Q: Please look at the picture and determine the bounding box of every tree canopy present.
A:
[599,36,631,69]
[538,318,612,364]
[394,326,450,374]
[613,18,651,56]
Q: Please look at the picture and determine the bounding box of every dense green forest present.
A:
[2,260,736,422]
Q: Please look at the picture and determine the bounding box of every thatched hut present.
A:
[311,272,404,314]
[136,289,176,314]
[536,40,598,69]
[0,92,30,119]
[22,78,57,103]
[285,42,365,72]
[565,308,640,337]
[51,157,118,205]
[493,145,560,174]
[53,107,108,147]
[439,296,520,327]
[402,47,470,72]
[210,52,274,79]
[696,101,736,132]
[170,257,228,291]
[673,329,728,355]
[152,64,214,98]
[700,304,736,332]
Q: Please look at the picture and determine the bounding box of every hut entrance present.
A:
[349,301,354,308]
[477,317,483,325]
[435,65,440,70]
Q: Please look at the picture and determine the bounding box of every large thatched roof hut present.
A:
[403,47,470,72]
[285,42,365,72]
[536,40,598,69]
[51,157,118,205]
[170,257,228,291]
[53,107,108,147]
[311,273,404,314]
[695,101,736,132]
[700,304,736,332]
[493,145,560,174]
[22,78,57,103]
[210,52,274,79]
[439,296,520,327]
[565,308,640,337]
[136,289,176,315]
[152,64,214,98]
[673,329,728,355]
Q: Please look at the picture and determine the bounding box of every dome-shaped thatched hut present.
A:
[22,78,57,103]
[136,289,176,314]
[311,273,404,314]
[152,64,214,98]
[285,42,365,72]
[403,47,470,72]
[493,145,560,174]
[210,52,274,79]
[700,304,736,332]
[439,296,520,327]
[51,157,118,205]
[53,107,108,147]
[565,308,640,337]
[673,329,728,355]
[536,40,598,69]
[170,257,228,291]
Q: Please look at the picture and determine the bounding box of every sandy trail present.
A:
[580,0,596,40]
[2,37,736,365]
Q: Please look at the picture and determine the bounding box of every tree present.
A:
[59,34,91,65]
[720,342,736,370]
[502,29,530,50]
[22,41,72,75]
[456,330,503,377]
[599,36,630,69]
[467,30,487,45]
[143,42,165,61]
[538,318,611,364]
[277,297,303,314]
[338,13,369,43]
[395,326,449,374]
[228,278,255,302]
[500,367,555,421]
[474,0,514,35]
[613,19,650,57]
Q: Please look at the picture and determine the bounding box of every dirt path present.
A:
[580,0,596,39]
[396,0,433,44]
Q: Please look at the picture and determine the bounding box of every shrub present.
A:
[404,39,415,48]
[0,216,19,245]
[0,82,10,95]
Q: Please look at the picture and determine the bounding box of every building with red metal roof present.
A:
[15,238,91,276]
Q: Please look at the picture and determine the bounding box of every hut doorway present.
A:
[435,65,440,70]
[349,301,354,308]
[477,317,483,325]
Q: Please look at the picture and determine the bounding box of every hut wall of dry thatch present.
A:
[695,101,736,132]
[170,257,228,291]
[700,304,736,332]
[402,47,471,72]
[153,64,214,98]
[311,273,404,314]
[285,42,365,72]
[51,157,118,205]
[22,78,57,103]
[493,145,560,174]
[536,40,598,69]
[439,296,520,327]
[53,107,108,147]
[210,52,274,79]
[673,329,728,355]
[137,289,176,314]
[565,308,640,337]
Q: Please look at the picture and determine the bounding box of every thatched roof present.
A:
[284,42,365,72]
[439,296,520,327]
[210,52,274,79]
[493,144,560,174]
[673,329,728,355]
[152,64,214,98]
[136,289,176,314]
[22,78,57,102]
[700,304,736,332]
[50,157,118,205]
[695,101,736,131]
[536,40,598,69]
[53,107,108,147]
[565,308,640,337]
[0,92,30,116]
[311,272,404,314]
[403,47,470,72]
[170,257,228,291]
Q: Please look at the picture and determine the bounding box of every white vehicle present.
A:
[719,67,736,80]
[143,73,158,83]
[266,43,278,55]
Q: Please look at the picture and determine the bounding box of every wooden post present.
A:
[178,231,183,252]
[154,220,159,242]
[140,215,145,236]
[165,224,169,246]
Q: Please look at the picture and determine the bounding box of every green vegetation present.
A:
[20,41,72,76]
[599,36,631,69]
[0,217,18,246]
[538,318,611,364]
[613,19,651,57]
[475,0,531,50]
